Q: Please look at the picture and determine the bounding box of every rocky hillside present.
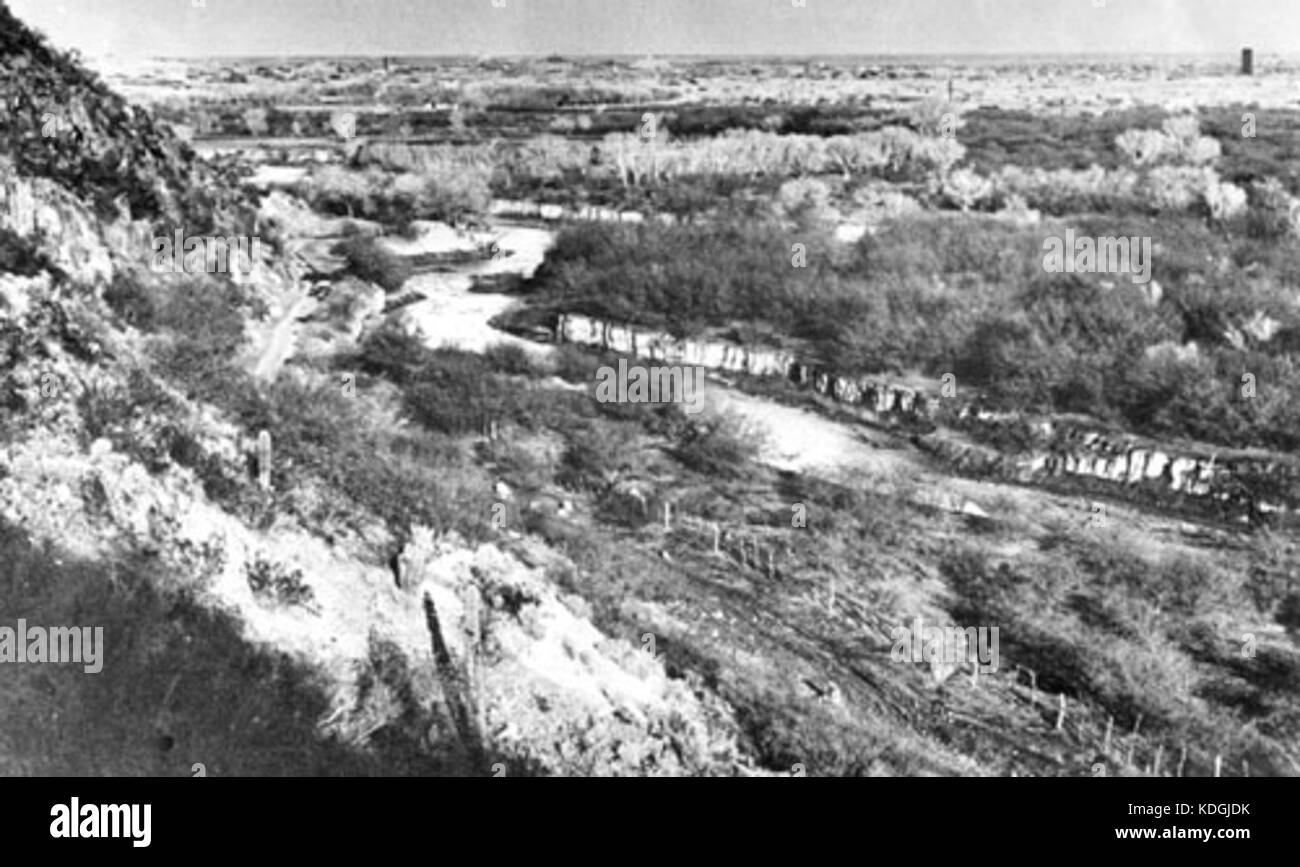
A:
[3,3,1296,778]
[0,2,759,776]
[0,1,248,229]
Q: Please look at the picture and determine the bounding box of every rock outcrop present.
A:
[0,167,114,286]
[399,528,761,775]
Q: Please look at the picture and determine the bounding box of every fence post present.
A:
[1055,694,1066,731]
[1214,754,1222,778]
[1103,716,1113,755]
[257,430,272,491]
[713,523,721,555]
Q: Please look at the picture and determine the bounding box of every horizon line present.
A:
[128,48,1269,61]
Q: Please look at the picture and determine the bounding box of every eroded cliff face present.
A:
[1,167,115,286]
[556,312,1300,520]
[400,529,762,775]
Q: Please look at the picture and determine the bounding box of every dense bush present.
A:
[333,236,413,293]
[672,412,763,479]
[102,271,158,329]
[528,208,1300,451]
[0,226,57,277]
[297,164,492,229]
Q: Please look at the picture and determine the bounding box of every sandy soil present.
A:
[397,224,555,360]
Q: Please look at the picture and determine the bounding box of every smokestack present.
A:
[1241,48,1254,76]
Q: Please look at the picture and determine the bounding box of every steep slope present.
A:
[0,1,758,776]
[0,2,246,228]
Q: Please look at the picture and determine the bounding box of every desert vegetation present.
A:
[3,0,1299,781]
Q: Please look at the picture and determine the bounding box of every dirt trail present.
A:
[252,288,316,381]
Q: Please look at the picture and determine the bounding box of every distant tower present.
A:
[1241,47,1254,76]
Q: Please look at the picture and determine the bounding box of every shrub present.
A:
[672,411,762,478]
[1144,166,1216,214]
[149,279,252,400]
[354,322,429,384]
[907,97,963,138]
[776,177,835,225]
[1115,128,1173,168]
[1246,178,1300,240]
[941,168,995,211]
[333,236,412,293]
[556,423,628,492]
[1116,116,1221,169]
[991,165,1142,216]
[246,558,315,608]
[1277,593,1300,633]
[102,272,158,330]
[416,166,493,224]
[0,227,55,277]
[482,342,539,376]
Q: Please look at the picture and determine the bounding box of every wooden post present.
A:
[712,523,721,555]
[1214,754,1222,778]
[1055,694,1066,731]
[1103,716,1113,755]
[1152,745,1163,777]
[1127,714,1142,766]
[663,501,671,530]
[257,430,272,491]
[1177,743,1187,778]
[767,547,776,579]
[1242,759,1249,777]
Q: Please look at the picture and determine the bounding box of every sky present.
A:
[9,0,1300,59]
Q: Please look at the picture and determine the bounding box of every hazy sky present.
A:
[10,0,1300,58]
